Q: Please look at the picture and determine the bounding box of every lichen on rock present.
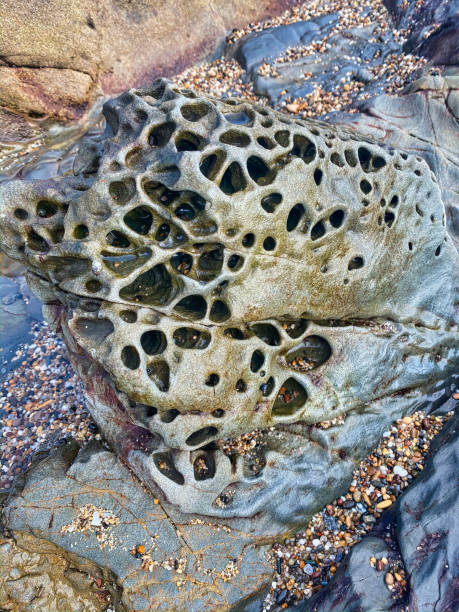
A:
[0,79,457,532]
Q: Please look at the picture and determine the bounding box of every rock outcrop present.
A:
[3,439,273,611]
[0,530,123,612]
[0,80,457,538]
[0,0,298,119]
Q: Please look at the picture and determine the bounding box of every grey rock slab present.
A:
[229,16,338,75]
[3,439,273,612]
[299,537,397,612]
[396,411,459,612]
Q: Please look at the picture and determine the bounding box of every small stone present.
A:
[312,539,321,547]
[385,572,394,587]
[376,499,393,510]
[393,465,408,477]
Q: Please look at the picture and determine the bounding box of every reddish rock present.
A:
[0,0,298,119]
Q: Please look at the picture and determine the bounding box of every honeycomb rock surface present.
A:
[0,79,457,529]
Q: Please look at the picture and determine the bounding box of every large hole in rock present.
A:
[272,378,308,416]
[242,233,255,247]
[330,152,344,167]
[209,300,230,322]
[155,223,170,242]
[329,209,345,228]
[285,335,332,370]
[73,317,114,343]
[263,236,276,251]
[175,131,205,151]
[26,230,49,252]
[109,178,136,204]
[44,256,90,281]
[161,409,180,423]
[247,156,275,185]
[358,147,371,171]
[200,152,225,180]
[36,200,58,218]
[106,230,131,248]
[348,256,364,270]
[344,149,357,167]
[181,103,211,121]
[314,168,323,185]
[257,136,276,149]
[224,110,254,125]
[119,265,174,305]
[193,452,216,481]
[85,279,102,293]
[286,203,305,231]
[74,224,89,239]
[173,327,210,349]
[186,426,218,447]
[219,130,250,147]
[291,135,316,164]
[261,193,282,213]
[170,252,193,276]
[220,162,247,194]
[250,350,265,372]
[121,345,141,369]
[311,220,326,240]
[227,253,244,271]
[358,146,386,172]
[251,323,280,346]
[282,318,308,338]
[141,330,167,355]
[120,310,137,323]
[275,131,290,147]
[124,206,153,235]
[149,121,176,146]
[173,295,207,320]
[125,147,144,170]
[224,327,245,340]
[205,373,219,386]
[101,248,152,277]
[174,202,195,221]
[197,244,224,281]
[14,208,29,220]
[147,359,170,391]
[384,211,395,227]
[153,452,184,484]
[360,179,372,194]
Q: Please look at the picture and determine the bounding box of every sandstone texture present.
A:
[0,0,297,119]
[0,80,457,537]
[0,530,122,612]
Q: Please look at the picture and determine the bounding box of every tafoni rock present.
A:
[0,80,457,539]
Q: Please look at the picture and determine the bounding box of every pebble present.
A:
[264,407,450,610]
[0,322,97,490]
